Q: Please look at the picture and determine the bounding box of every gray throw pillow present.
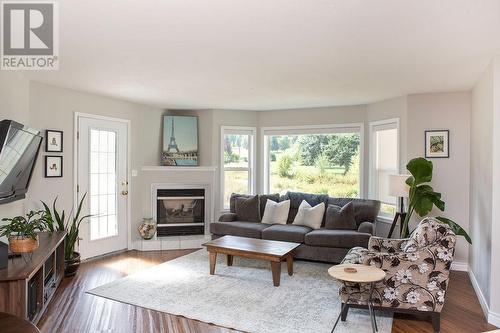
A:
[325,202,357,230]
[258,194,280,218]
[235,195,261,222]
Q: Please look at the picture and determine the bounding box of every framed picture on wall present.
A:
[425,130,449,158]
[45,130,63,152]
[162,115,199,166]
[45,155,63,178]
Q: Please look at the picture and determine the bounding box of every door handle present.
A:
[121,190,128,196]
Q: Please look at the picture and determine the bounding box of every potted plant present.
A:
[401,157,472,243]
[0,211,47,253]
[42,193,91,277]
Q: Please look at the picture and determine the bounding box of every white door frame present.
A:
[74,112,132,254]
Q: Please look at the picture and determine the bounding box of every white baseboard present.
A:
[451,261,468,271]
[134,235,211,251]
[468,268,497,326]
[488,310,500,327]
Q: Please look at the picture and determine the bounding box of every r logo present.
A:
[2,2,54,55]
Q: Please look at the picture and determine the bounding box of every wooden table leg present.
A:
[286,255,293,276]
[226,254,233,266]
[271,261,281,287]
[209,251,217,275]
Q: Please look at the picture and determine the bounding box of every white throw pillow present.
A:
[292,200,325,230]
[261,199,290,225]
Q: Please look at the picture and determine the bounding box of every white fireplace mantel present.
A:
[134,166,217,252]
[141,166,217,172]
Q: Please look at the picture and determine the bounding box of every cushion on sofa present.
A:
[234,195,260,222]
[218,212,238,222]
[327,197,380,226]
[324,202,357,230]
[292,200,325,229]
[258,194,280,217]
[305,229,371,248]
[282,191,329,224]
[230,193,280,220]
[261,199,290,224]
[210,221,270,238]
[261,224,312,243]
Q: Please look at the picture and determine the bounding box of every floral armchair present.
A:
[339,217,457,333]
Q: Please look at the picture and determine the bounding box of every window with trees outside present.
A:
[263,125,363,197]
[369,119,399,218]
[221,127,256,210]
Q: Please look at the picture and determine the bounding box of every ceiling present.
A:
[25,0,500,110]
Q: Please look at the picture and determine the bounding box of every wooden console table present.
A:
[0,232,65,324]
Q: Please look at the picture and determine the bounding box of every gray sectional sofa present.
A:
[210,191,381,263]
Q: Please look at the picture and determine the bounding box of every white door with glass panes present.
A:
[77,115,128,259]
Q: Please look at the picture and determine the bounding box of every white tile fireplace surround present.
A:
[133,166,216,251]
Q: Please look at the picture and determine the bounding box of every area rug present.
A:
[88,249,392,333]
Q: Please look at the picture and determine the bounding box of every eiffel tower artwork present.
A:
[162,116,199,166]
[167,117,179,153]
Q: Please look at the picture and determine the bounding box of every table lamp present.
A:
[387,174,410,238]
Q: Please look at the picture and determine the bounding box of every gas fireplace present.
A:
[156,188,205,237]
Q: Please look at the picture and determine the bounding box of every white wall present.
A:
[470,62,494,309]
[406,92,471,265]
[489,57,500,322]
[467,56,500,326]
[0,72,30,221]
[27,81,165,242]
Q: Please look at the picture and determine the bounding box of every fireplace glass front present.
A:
[156,188,205,236]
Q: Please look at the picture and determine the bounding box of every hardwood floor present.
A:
[37,249,496,333]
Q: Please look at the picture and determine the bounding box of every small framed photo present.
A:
[45,130,63,152]
[425,130,449,158]
[45,156,63,178]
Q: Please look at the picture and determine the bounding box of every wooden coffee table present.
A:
[202,235,300,287]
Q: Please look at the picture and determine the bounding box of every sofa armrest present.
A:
[368,236,410,253]
[357,222,374,235]
[218,213,238,222]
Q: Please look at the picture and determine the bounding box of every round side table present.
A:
[0,312,40,333]
[328,264,386,333]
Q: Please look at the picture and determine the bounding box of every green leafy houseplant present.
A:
[401,157,472,244]
[42,193,91,263]
[0,211,47,253]
[0,211,47,240]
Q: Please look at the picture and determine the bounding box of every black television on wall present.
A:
[0,119,42,204]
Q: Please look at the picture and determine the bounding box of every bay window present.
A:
[220,126,256,210]
[369,119,399,218]
[262,124,363,197]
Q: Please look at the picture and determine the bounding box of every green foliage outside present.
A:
[223,133,361,207]
[269,134,359,197]
[277,152,294,178]
[268,133,361,198]
[298,134,360,174]
[224,151,240,164]
[270,152,360,197]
